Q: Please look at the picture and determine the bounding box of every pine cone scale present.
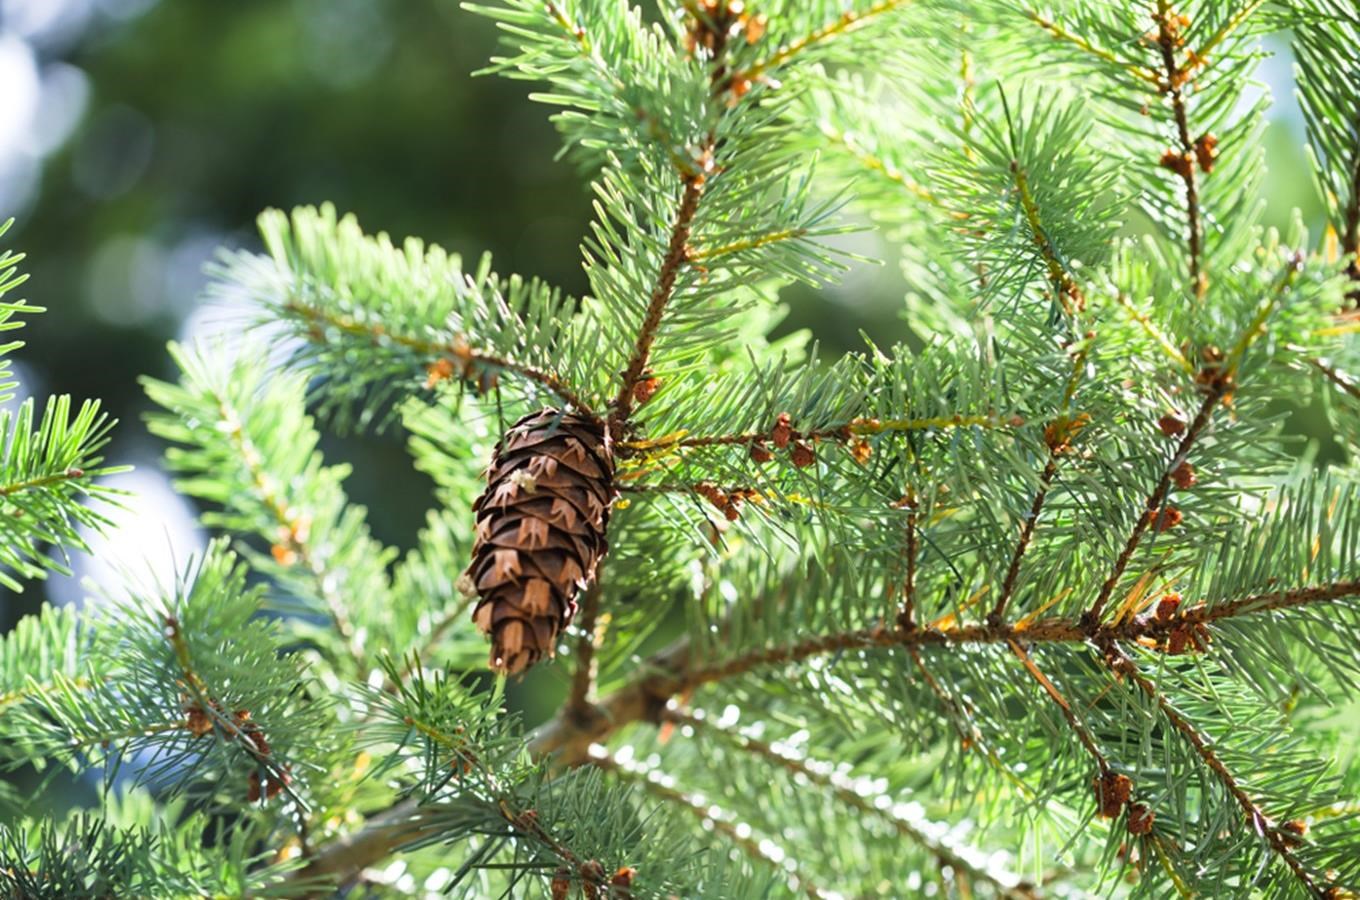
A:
[467,409,614,674]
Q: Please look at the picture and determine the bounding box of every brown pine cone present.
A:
[467,409,614,674]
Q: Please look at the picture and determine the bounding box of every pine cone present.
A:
[467,409,614,674]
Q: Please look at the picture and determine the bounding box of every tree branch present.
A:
[282,298,596,415]
[291,578,1360,883]
[1008,639,1111,772]
[212,392,366,667]
[1082,383,1220,628]
[1105,647,1326,897]
[1020,8,1160,86]
[1153,0,1206,298]
[590,747,832,899]
[619,413,1017,453]
[1311,358,1360,403]
[736,0,915,84]
[663,708,1040,898]
[610,173,705,427]
[0,466,87,499]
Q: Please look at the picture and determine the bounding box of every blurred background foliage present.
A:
[0,0,1331,690]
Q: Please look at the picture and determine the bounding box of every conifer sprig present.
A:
[0,219,123,589]
[12,0,1360,895]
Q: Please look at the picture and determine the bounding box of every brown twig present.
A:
[1312,358,1360,402]
[1153,0,1206,298]
[1083,385,1220,628]
[1008,639,1110,771]
[610,174,706,429]
[1106,647,1326,897]
[282,299,596,415]
[989,455,1059,626]
[663,709,1040,898]
[621,413,1016,453]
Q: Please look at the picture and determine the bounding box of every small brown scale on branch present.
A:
[180,696,292,802]
[466,409,615,674]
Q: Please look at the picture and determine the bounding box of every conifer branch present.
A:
[989,134,1085,626]
[1194,0,1266,66]
[1115,293,1197,375]
[1007,640,1111,772]
[590,748,832,899]
[213,392,366,665]
[688,228,810,262]
[1312,358,1360,402]
[1020,9,1160,86]
[897,497,919,629]
[0,466,87,498]
[1153,0,1206,298]
[813,122,953,213]
[289,577,1360,881]
[905,647,1032,794]
[623,413,1016,453]
[989,455,1059,626]
[1086,258,1302,627]
[163,613,303,807]
[662,708,1040,898]
[282,298,596,415]
[1081,384,1219,628]
[531,576,1360,767]
[611,172,706,427]
[1105,647,1326,896]
[736,0,914,83]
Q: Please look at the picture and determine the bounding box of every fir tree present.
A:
[4,1,1360,897]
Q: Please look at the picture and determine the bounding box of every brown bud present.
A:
[771,412,794,448]
[1044,412,1091,454]
[1172,462,1197,489]
[633,374,661,406]
[695,482,727,510]
[748,441,773,463]
[1157,414,1186,437]
[551,867,572,900]
[1160,150,1193,179]
[1127,802,1155,835]
[1152,505,1183,532]
[743,12,767,42]
[1281,819,1309,847]
[424,357,457,389]
[1155,592,1181,622]
[789,440,816,468]
[580,860,607,900]
[183,703,214,738]
[1194,133,1219,173]
[849,438,872,464]
[1094,770,1133,818]
[612,866,637,888]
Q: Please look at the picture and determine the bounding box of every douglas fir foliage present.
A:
[4,1,1360,898]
